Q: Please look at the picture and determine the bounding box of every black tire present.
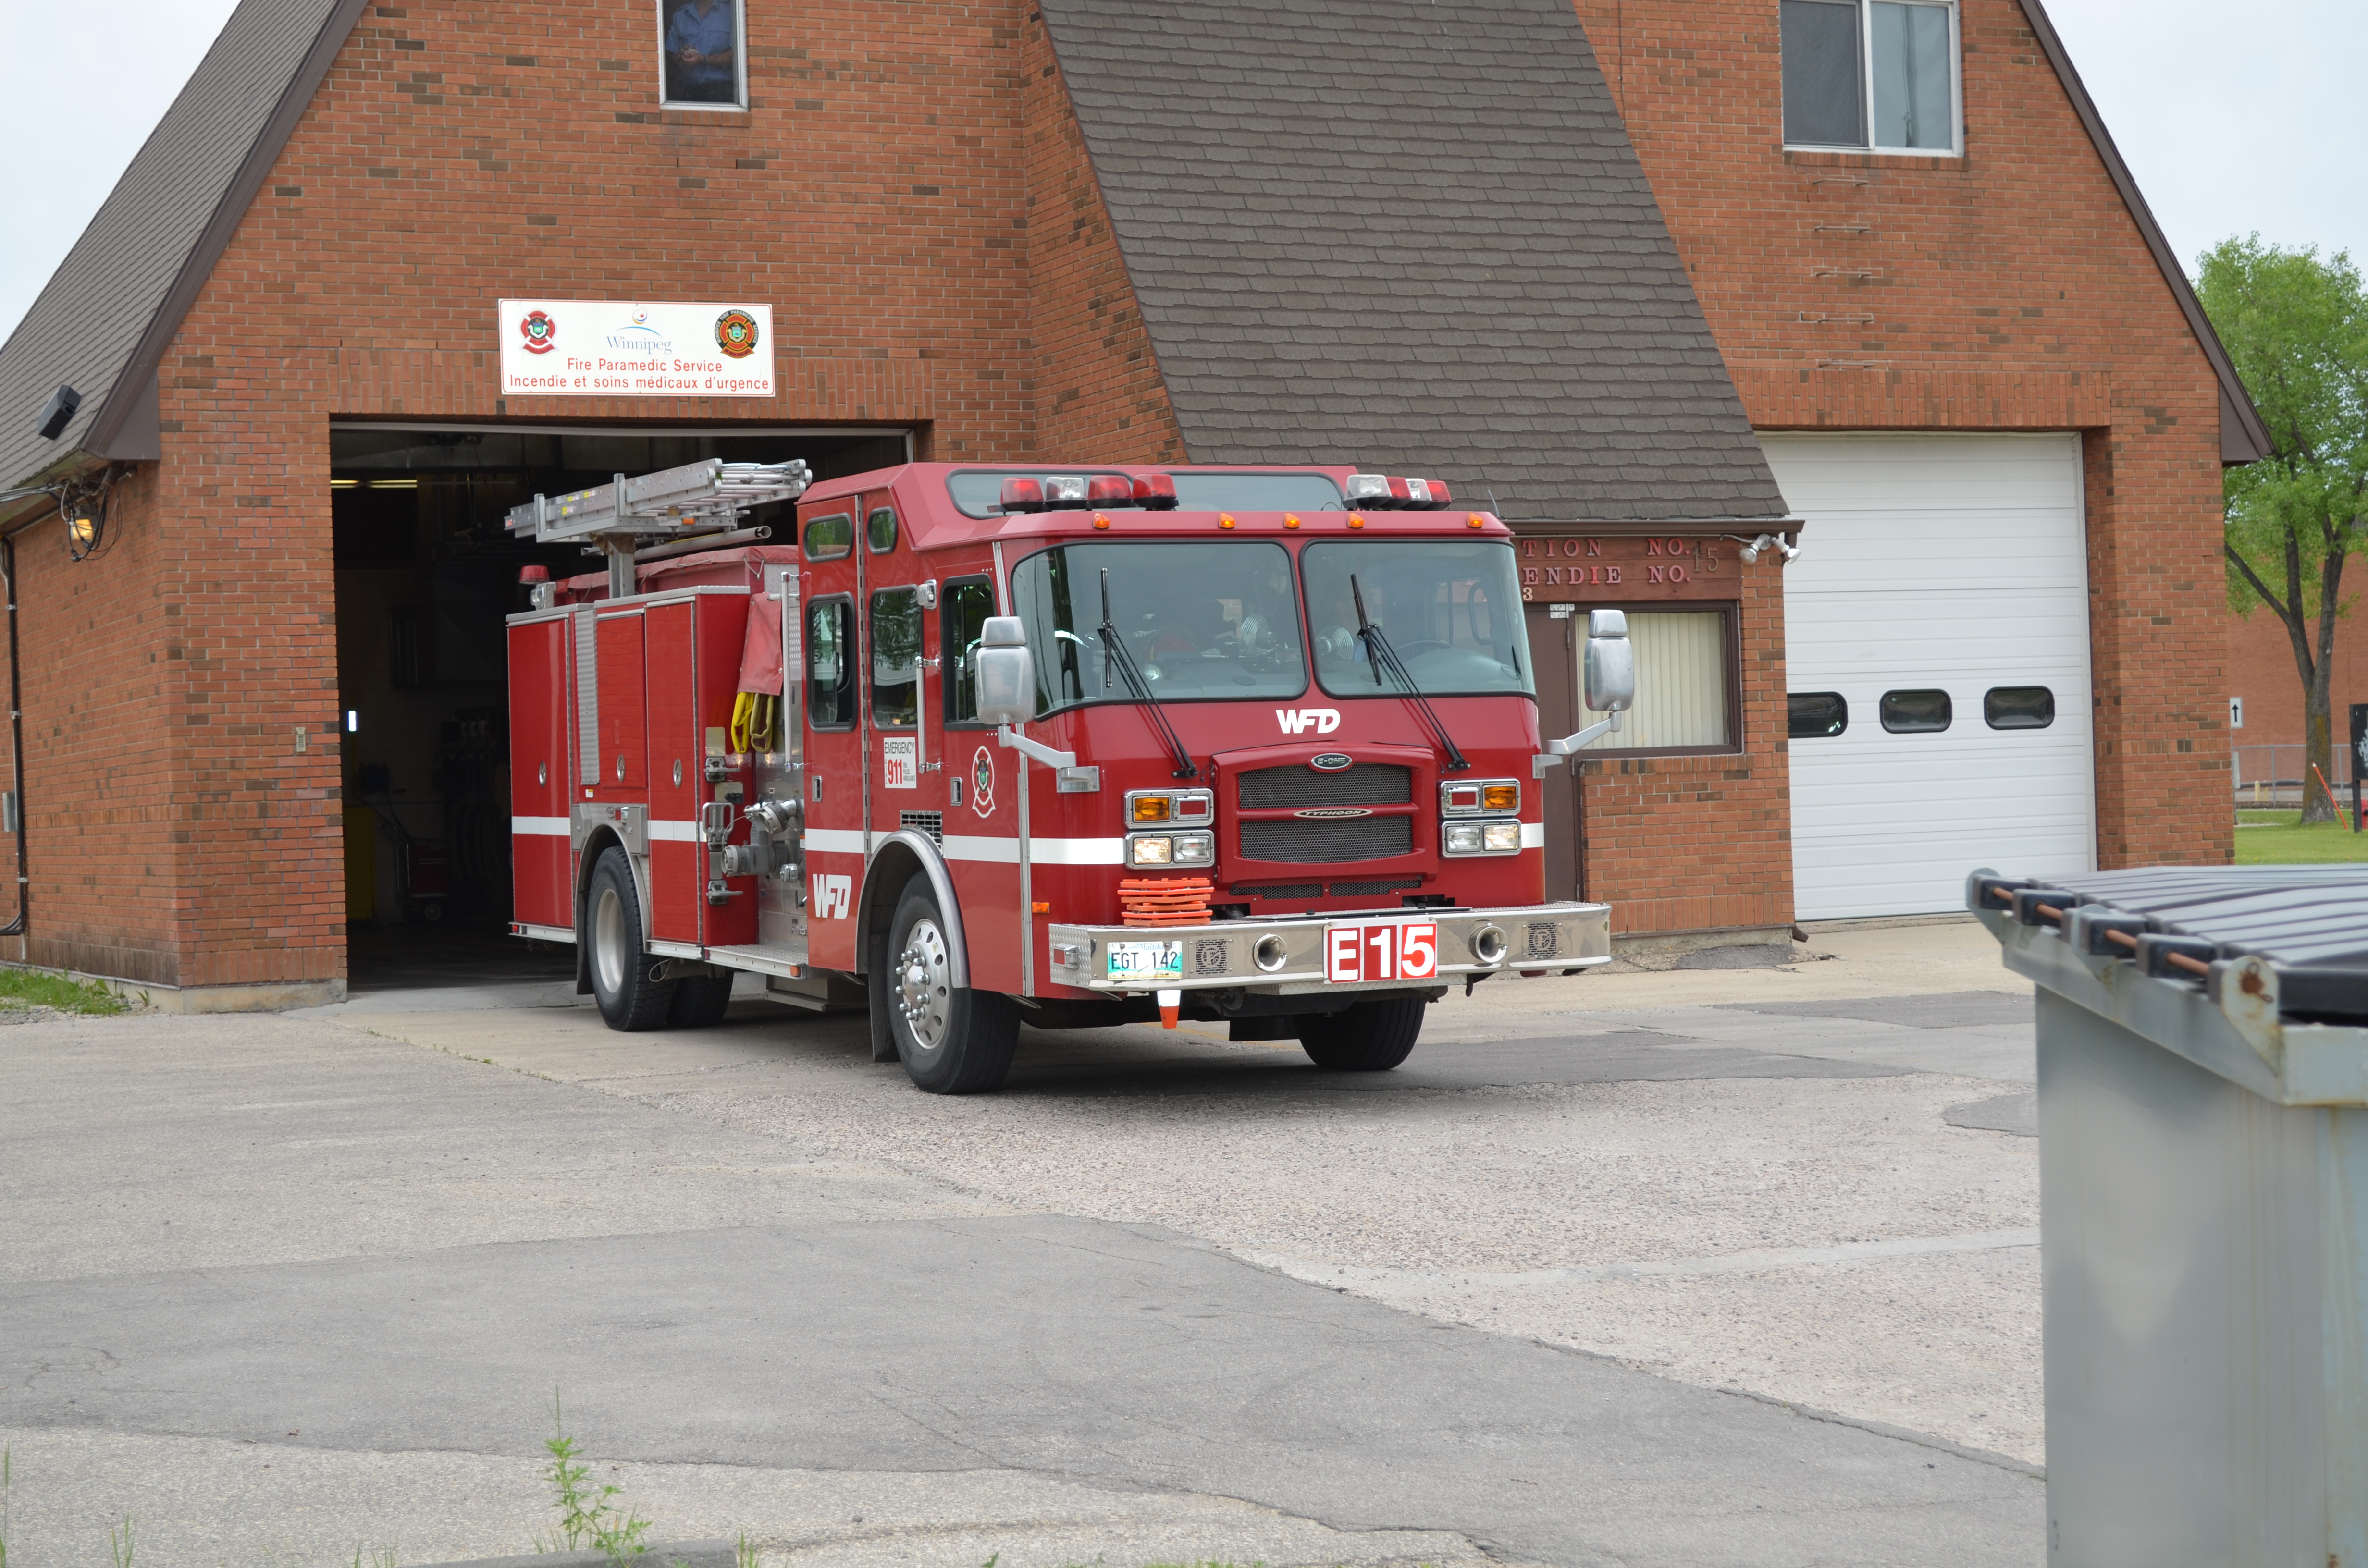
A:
[583,847,676,1031]
[1299,995,1427,1071]
[667,972,736,1028]
[884,872,1019,1094]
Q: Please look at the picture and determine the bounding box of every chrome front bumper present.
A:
[1044,901,1612,996]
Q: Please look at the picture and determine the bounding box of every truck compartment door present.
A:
[507,617,572,929]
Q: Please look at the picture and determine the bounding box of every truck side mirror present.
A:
[974,616,1037,727]
[1583,609,1635,713]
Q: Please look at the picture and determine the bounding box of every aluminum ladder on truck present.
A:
[504,459,814,595]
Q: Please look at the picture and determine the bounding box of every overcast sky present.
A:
[2,0,2363,347]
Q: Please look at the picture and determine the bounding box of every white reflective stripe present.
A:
[1520,822,1546,849]
[648,819,700,842]
[942,834,1019,863]
[803,828,868,854]
[511,816,570,836]
[1026,837,1126,865]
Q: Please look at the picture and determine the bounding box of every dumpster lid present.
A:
[1969,866,2368,1023]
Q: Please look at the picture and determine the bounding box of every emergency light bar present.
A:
[504,458,811,544]
[1344,473,1455,511]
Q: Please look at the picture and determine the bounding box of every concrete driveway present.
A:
[0,919,2042,1566]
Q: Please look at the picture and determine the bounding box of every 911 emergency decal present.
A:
[882,735,919,790]
[970,746,996,818]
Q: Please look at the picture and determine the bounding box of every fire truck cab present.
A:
[506,460,1634,1093]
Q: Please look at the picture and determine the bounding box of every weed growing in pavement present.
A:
[0,966,127,1015]
[347,1549,396,1568]
[0,1446,11,1568]
[108,1517,133,1568]
[538,1391,653,1561]
[737,1533,758,1568]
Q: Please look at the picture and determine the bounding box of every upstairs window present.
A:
[659,0,745,109]
[1781,0,1959,155]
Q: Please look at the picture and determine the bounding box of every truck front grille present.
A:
[1237,763,1413,809]
[1240,816,1414,863]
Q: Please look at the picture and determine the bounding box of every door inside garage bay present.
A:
[1762,432,2095,920]
[330,423,908,992]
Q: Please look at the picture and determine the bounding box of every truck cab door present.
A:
[798,504,864,969]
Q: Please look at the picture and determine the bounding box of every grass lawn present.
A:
[2235,809,2368,865]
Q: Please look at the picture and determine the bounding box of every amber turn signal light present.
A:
[1482,784,1519,811]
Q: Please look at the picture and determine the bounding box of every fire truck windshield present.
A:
[1301,540,1533,698]
[1008,542,1307,714]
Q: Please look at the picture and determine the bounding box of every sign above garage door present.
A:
[497,299,775,399]
[1764,432,2095,921]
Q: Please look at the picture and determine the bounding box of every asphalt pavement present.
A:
[0,919,2044,1566]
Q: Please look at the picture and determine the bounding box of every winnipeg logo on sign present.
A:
[810,874,852,920]
[1275,708,1341,735]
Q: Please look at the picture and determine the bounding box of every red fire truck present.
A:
[505,459,1636,1093]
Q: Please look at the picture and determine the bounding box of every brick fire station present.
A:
[0,0,2259,1006]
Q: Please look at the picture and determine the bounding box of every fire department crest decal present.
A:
[971,746,996,819]
[518,309,557,354]
[714,309,760,360]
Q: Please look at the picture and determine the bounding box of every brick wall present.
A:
[1573,0,2235,870]
[0,0,1193,991]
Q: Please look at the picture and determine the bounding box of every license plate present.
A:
[1325,921,1439,984]
[1107,940,1183,982]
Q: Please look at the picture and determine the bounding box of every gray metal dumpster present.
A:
[1970,865,2368,1568]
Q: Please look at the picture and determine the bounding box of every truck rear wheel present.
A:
[885,872,1019,1094]
[585,847,676,1031]
[1299,995,1426,1071]
[667,972,736,1028]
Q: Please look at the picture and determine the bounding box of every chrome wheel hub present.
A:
[896,918,952,1051]
[593,885,628,997]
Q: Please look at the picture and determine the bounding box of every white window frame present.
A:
[1781,0,1963,159]
[654,0,749,112]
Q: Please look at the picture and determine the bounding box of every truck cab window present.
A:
[871,588,921,728]
[1008,542,1307,715]
[942,577,996,726]
[808,597,855,729]
[1302,540,1534,698]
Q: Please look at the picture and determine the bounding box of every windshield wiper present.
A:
[1351,574,1471,772]
[1099,567,1199,780]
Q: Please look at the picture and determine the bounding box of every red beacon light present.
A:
[1131,473,1179,510]
[1418,478,1452,508]
[999,477,1046,514]
[1086,475,1135,507]
[518,564,551,583]
[1041,475,1090,509]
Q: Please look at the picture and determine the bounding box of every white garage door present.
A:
[1761,432,2095,920]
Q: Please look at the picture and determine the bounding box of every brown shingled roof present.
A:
[0,0,366,505]
[1036,0,1795,524]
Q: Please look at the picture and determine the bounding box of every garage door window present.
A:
[1579,609,1733,752]
[1984,686,2056,730]
[1789,691,1849,739]
[1879,688,1952,733]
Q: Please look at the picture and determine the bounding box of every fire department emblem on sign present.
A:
[518,309,557,354]
[714,309,760,360]
[971,747,996,819]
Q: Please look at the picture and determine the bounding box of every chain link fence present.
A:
[2233,744,2366,807]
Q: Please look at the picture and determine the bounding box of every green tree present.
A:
[2197,237,2368,822]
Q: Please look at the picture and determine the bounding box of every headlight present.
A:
[1443,819,1522,856]
[1127,832,1211,868]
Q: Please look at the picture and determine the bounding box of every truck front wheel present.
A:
[885,872,1019,1094]
[1299,995,1426,1072]
[585,846,677,1032]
